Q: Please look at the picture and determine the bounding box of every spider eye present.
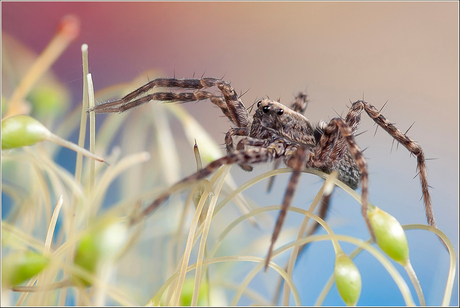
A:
[277,109,284,115]
[257,100,262,107]
[262,106,271,113]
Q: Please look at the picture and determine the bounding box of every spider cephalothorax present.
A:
[90,77,437,270]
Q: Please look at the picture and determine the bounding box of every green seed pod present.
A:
[2,114,105,162]
[334,252,362,306]
[1,250,49,288]
[1,115,50,149]
[72,232,100,286]
[72,222,127,286]
[28,85,69,117]
[179,279,209,306]
[368,206,409,266]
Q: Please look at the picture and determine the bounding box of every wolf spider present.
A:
[90,77,437,270]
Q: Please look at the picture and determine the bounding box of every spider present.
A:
[89,77,438,270]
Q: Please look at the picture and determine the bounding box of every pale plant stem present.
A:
[170,183,212,305]
[86,73,96,213]
[403,224,456,306]
[74,44,90,192]
[44,195,64,253]
[170,166,228,306]
[404,262,426,306]
[282,170,340,305]
[60,43,88,306]
[192,166,230,306]
[148,255,300,306]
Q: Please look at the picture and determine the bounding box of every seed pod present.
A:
[72,232,100,286]
[28,85,69,117]
[72,222,127,286]
[2,115,50,149]
[179,279,209,306]
[2,115,105,162]
[368,206,409,266]
[1,251,49,288]
[334,252,361,306]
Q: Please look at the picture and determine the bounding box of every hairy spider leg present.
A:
[264,145,308,271]
[128,140,289,226]
[90,78,256,172]
[313,116,373,241]
[90,77,250,128]
[350,101,437,231]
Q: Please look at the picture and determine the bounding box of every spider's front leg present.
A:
[264,145,309,271]
[89,77,251,129]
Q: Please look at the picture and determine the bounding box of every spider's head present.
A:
[253,98,315,140]
[254,99,287,125]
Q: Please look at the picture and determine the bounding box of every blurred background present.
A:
[2,1,458,306]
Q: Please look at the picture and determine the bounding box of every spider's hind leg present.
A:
[313,117,374,241]
[352,100,438,231]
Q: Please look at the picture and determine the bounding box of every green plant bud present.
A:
[2,114,105,162]
[368,206,409,265]
[1,250,49,288]
[334,252,362,306]
[72,222,127,286]
[72,232,99,286]
[28,85,69,117]
[2,115,50,149]
[179,279,209,306]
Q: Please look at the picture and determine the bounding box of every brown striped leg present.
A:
[315,118,374,241]
[89,77,250,129]
[129,142,287,226]
[92,91,217,113]
[290,92,309,114]
[264,145,307,271]
[225,128,250,152]
[272,183,332,305]
[89,78,221,113]
[352,100,436,230]
[234,136,274,171]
